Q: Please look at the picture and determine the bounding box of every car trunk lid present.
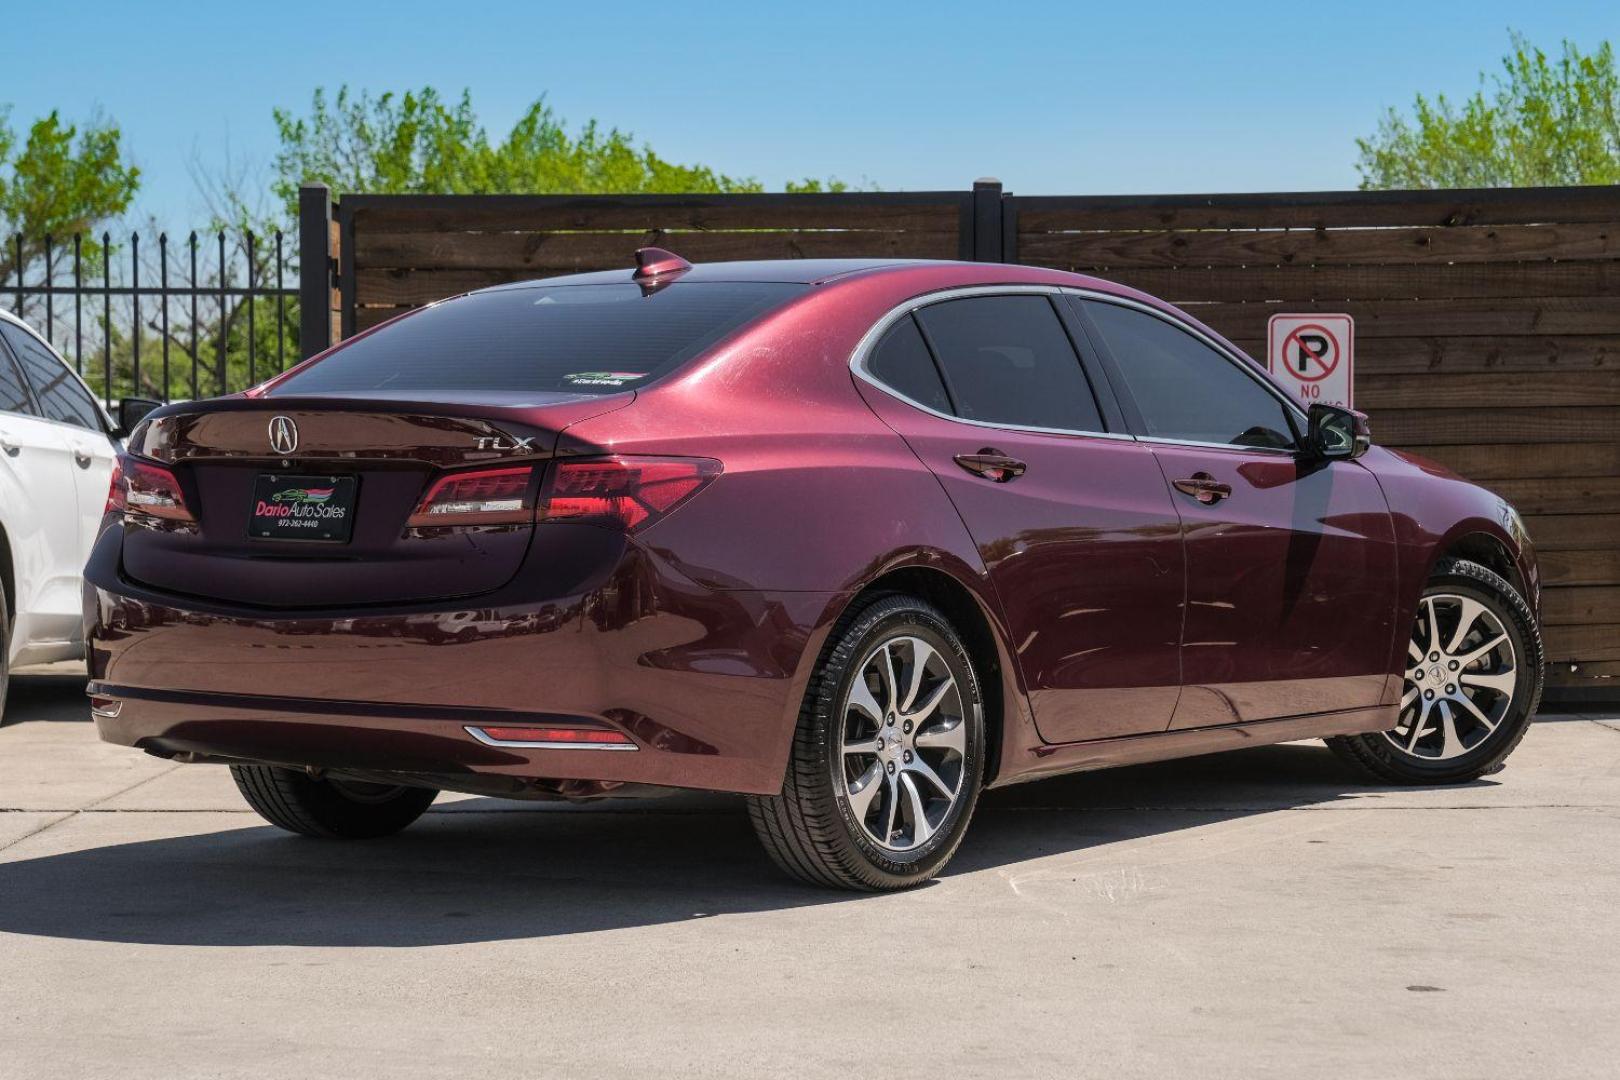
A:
[122,392,630,608]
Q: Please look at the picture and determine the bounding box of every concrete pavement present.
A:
[2,667,1618,1079]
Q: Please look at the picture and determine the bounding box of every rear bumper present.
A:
[83,522,838,796]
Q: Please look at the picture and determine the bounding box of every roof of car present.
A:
[476,257,1160,305]
[483,258,936,289]
[472,255,1159,314]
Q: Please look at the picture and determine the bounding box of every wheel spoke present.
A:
[881,643,899,715]
[881,771,900,843]
[1459,669,1516,697]
[914,716,966,755]
[904,675,956,726]
[848,674,885,726]
[1436,700,1465,758]
[1407,697,1432,752]
[1400,684,1419,710]
[1454,633,1508,669]
[900,773,934,845]
[1409,636,1425,664]
[904,754,956,799]
[1444,597,1487,655]
[845,761,884,820]
[1422,597,1442,654]
[900,639,936,713]
[1451,690,1497,733]
[844,735,881,756]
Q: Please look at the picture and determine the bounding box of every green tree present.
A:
[1357,33,1620,189]
[271,87,843,212]
[0,107,140,284]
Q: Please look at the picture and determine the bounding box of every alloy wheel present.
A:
[1385,593,1518,761]
[837,635,968,851]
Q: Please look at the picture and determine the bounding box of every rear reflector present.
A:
[107,454,195,523]
[408,466,537,528]
[465,725,637,750]
[541,456,720,533]
[89,696,122,718]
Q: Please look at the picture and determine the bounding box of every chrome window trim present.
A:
[1060,288,1312,448]
[848,284,1134,443]
[463,725,639,751]
[1134,434,1298,457]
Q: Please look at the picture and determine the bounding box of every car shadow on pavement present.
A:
[0,738,1498,948]
[0,673,91,726]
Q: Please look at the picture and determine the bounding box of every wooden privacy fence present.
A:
[300,183,1002,340]
[297,181,1620,700]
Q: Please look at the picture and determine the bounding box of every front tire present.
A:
[231,765,437,838]
[1328,558,1543,784]
[747,594,986,891]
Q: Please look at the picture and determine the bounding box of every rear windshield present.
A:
[269,282,807,396]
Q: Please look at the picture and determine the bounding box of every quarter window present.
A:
[1083,300,1297,450]
[866,314,951,414]
[914,295,1103,432]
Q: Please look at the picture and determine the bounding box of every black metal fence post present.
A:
[298,183,333,360]
[131,232,141,395]
[971,178,1003,262]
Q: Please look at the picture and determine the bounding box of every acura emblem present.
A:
[268,415,299,455]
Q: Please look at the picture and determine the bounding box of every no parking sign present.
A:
[1267,313,1353,408]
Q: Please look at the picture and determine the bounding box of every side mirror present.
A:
[1305,403,1370,461]
[115,397,163,437]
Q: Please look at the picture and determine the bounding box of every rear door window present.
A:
[0,322,101,429]
[0,337,37,416]
[270,282,808,396]
[914,294,1104,432]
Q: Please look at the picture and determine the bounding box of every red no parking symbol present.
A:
[1280,323,1340,382]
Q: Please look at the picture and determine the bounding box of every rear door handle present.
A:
[74,450,94,469]
[1172,473,1232,505]
[0,438,17,458]
[954,448,1027,483]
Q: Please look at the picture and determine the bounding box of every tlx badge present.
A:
[475,436,536,451]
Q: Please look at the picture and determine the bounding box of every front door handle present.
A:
[74,450,94,469]
[1172,473,1233,505]
[954,448,1027,483]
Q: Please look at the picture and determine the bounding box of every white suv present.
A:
[0,310,157,718]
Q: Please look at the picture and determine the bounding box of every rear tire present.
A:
[1327,558,1542,785]
[231,765,437,838]
[747,594,986,891]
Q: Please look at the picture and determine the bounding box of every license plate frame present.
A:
[248,473,359,543]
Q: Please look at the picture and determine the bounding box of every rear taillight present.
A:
[106,455,194,523]
[407,466,537,528]
[540,456,721,533]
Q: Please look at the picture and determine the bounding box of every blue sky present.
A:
[7,1,1616,226]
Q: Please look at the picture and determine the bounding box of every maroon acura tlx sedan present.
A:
[85,250,1544,890]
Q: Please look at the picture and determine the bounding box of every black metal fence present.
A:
[3,228,299,404]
